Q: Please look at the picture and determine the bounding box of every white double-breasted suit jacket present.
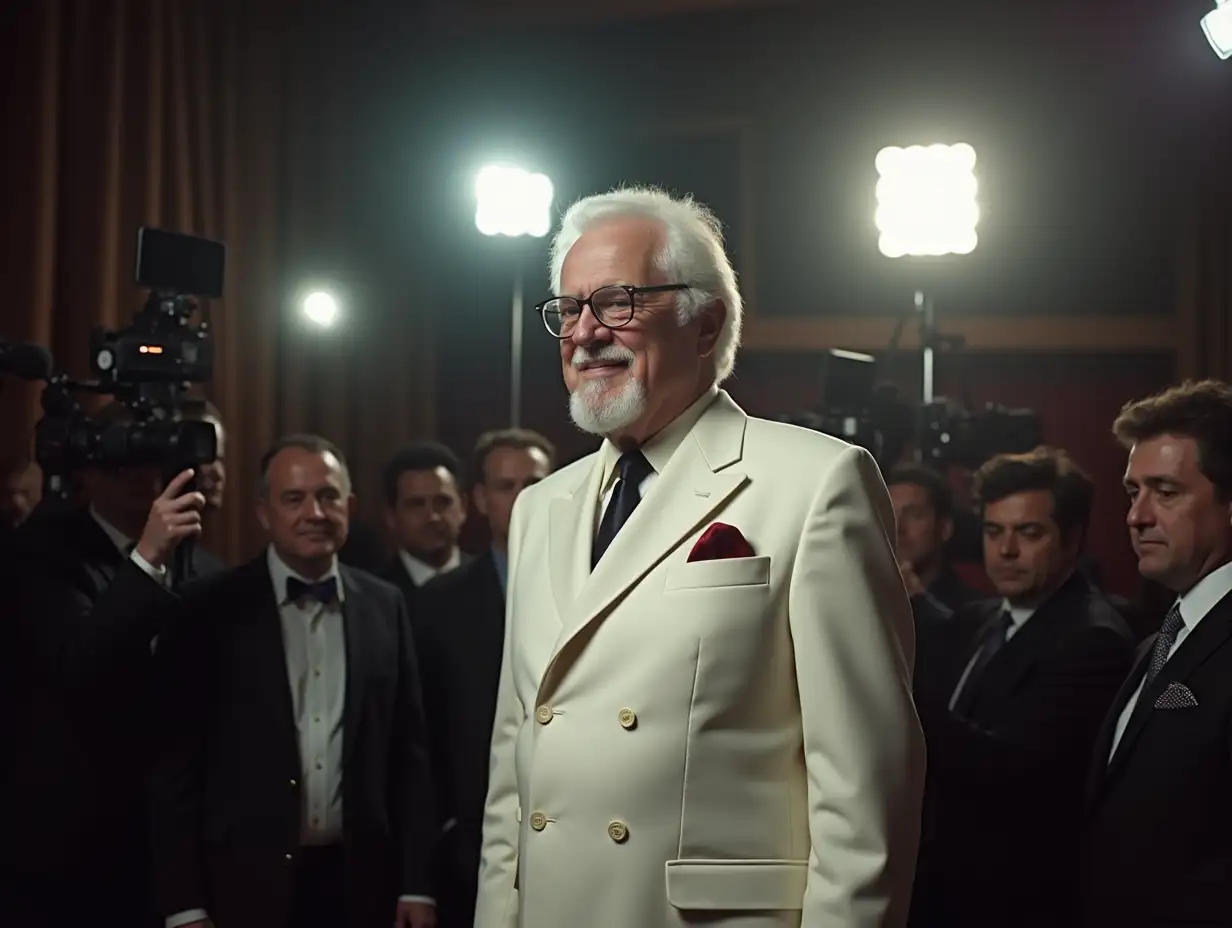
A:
[475,387,925,928]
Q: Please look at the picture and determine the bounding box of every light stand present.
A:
[474,164,554,429]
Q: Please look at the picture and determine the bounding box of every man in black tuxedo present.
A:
[0,437,207,927]
[1081,380,1232,926]
[912,447,1134,928]
[149,434,437,928]
[377,442,468,616]
[416,428,554,928]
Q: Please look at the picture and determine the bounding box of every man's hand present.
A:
[394,900,437,928]
[135,468,206,568]
[898,559,926,597]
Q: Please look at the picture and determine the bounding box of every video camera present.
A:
[20,228,226,499]
[782,349,1044,472]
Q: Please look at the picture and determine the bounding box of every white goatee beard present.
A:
[569,375,647,437]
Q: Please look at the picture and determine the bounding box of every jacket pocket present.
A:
[663,556,772,591]
[665,858,807,911]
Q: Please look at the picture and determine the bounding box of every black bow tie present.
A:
[286,576,339,604]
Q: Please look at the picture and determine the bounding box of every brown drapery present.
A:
[0,0,437,564]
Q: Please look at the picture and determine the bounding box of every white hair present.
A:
[548,186,743,383]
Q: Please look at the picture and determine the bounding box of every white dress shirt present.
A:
[266,547,349,846]
[398,546,461,587]
[594,384,719,532]
[1108,560,1232,761]
[947,600,1037,710]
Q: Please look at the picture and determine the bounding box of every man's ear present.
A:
[383,506,396,534]
[473,484,489,520]
[256,499,271,532]
[346,493,357,522]
[940,516,954,544]
[696,300,726,360]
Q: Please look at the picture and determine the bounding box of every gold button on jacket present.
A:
[618,708,637,729]
[535,705,553,724]
[529,811,548,831]
[607,820,629,843]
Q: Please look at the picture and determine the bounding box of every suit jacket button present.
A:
[618,708,637,730]
[529,811,548,831]
[289,779,298,788]
[285,852,293,861]
[607,820,629,843]
[535,705,553,725]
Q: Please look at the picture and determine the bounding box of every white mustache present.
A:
[571,345,635,369]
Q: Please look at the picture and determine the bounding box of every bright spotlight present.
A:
[1203,0,1232,59]
[874,143,980,258]
[474,164,554,238]
[302,290,339,327]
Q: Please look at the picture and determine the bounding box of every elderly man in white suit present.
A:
[474,187,924,928]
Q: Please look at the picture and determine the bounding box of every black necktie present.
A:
[287,575,339,604]
[592,449,653,569]
[1143,604,1185,688]
[951,610,1014,716]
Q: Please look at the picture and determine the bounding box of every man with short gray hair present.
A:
[475,187,924,928]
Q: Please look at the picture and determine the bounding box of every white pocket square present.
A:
[1154,682,1199,709]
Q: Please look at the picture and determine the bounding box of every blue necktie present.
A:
[951,611,1014,716]
[593,449,653,569]
[286,575,338,604]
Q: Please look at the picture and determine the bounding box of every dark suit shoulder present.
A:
[421,554,488,596]
[1069,583,1135,642]
[341,563,404,608]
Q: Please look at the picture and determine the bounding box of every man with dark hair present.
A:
[0,400,207,928]
[417,428,554,927]
[912,446,1133,928]
[377,442,468,614]
[886,465,977,614]
[149,433,437,928]
[1081,380,1232,926]
[0,453,41,529]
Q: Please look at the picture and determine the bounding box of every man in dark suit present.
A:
[0,425,207,927]
[377,442,469,616]
[149,434,436,928]
[887,464,980,618]
[912,447,1134,928]
[1081,380,1232,926]
[416,428,554,928]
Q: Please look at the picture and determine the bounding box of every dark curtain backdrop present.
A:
[0,0,438,564]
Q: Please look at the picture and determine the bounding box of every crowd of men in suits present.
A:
[0,400,555,928]
[4,183,1232,928]
[890,381,1232,927]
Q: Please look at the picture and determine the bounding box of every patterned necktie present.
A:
[287,575,339,604]
[951,611,1014,715]
[592,449,653,568]
[1142,604,1185,688]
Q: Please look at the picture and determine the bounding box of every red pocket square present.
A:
[688,522,756,562]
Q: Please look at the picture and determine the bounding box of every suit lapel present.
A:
[242,558,302,776]
[968,577,1088,713]
[547,455,607,627]
[540,396,749,696]
[339,566,371,770]
[1099,596,1232,796]
[1085,641,1152,806]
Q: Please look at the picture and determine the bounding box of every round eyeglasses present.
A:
[534,283,690,338]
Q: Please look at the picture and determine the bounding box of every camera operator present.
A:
[0,400,208,928]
